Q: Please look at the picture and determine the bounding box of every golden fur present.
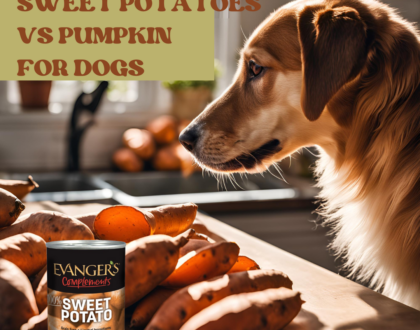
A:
[180,0,420,309]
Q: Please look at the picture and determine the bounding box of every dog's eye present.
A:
[249,61,264,78]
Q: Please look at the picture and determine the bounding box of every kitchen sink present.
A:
[97,172,315,211]
[6,173,113,203]
[5,172,316,211]
[100,172,287,196]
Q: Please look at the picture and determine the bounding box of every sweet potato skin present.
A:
[125,230,192,307]
[227,256,260,274]
[130,287,177,329]
[181,288,303,330]
[113,148,144,172]
[153,143,182,171]
[34,271,47,312]
[160,241,240,288]
[151,203,197,236]
[0,211,94,242]
[0,259,39,330]
[20,308,47,330]
[179,239,212,258]
[147,269,293,330]
[123,128,156,160]
[0,176,38,200]
[180,288,303,330]
[93,203,197,243]
[147,115,178,144]
[75,213,96,233]
[0,188,25,228]
[0,233,47,276]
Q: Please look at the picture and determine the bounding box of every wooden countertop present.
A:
[24,202,420,329]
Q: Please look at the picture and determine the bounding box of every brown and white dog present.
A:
[179,0,420,309]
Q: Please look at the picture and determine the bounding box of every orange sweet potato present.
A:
[31,266,46,291]
[130,287,177,329]
[113,148,144,172]
[94,203,197,243]
[0,176,38,201]
[175,143,200,177]
[227,256,260,274]
[147,115,178,144]
[123,128,156,160]
[34,271,47,312]
[180,288,303,330]
[160,241,240,288]
[153,143,182,171]
[0,188,25,228]
[0,211,94,242]
[179,239,212,258]
[0,233,46,277]
[147,270,293,330]
[0,259,39,330]
[21,308,47,330]
[125,230,194,307]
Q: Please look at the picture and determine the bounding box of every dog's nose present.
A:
[179,127,199,152]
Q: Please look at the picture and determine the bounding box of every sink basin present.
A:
[6,173,113,203]
[100,172,287,196]
[97,172,308,211]
[4,172,315,211]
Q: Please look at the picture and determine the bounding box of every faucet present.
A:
[67,81,109,172]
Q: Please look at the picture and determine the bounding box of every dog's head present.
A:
[180,0,370,173]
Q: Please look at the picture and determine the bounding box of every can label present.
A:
[47,247,125,330]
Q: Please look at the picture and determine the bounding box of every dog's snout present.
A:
[179,126,200,152]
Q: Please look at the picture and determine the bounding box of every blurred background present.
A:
[1,0,419,273]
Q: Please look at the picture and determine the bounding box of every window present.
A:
[6,80,169,115]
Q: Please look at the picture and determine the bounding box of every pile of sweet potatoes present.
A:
[113,115,200,177]
[0,186,303,330]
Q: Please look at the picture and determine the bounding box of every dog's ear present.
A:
[298,6,368,121]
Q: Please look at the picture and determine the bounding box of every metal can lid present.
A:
[46,240,126,250]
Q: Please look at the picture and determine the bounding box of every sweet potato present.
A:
[190,232,211,242]
[125,230,194,307]
[0,188,25,228]
[0,211,94,242]
[175,143,200,177]
[94,203,197,242]
[0,258,39,330]
[34,271,47,312]
[20,308,47,330]
[147,115,178,144]
[123,128,156,160]
[31,265,46,291]
[0,176,39,200]
[160,241,240,288]
[130,287,177,329]
[75,213,96,232]
[153,143,182,171]
[180,288,303,330]
[148,269,292,330]
[179,239,212,258]
[113,148,144,172]
[227,256,260,274]
[0,233,46,276]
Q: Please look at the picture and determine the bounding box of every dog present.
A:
[179,0,420,309]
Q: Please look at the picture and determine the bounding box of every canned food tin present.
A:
[46,240,125,330]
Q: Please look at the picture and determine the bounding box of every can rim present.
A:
[46,240,126,250]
